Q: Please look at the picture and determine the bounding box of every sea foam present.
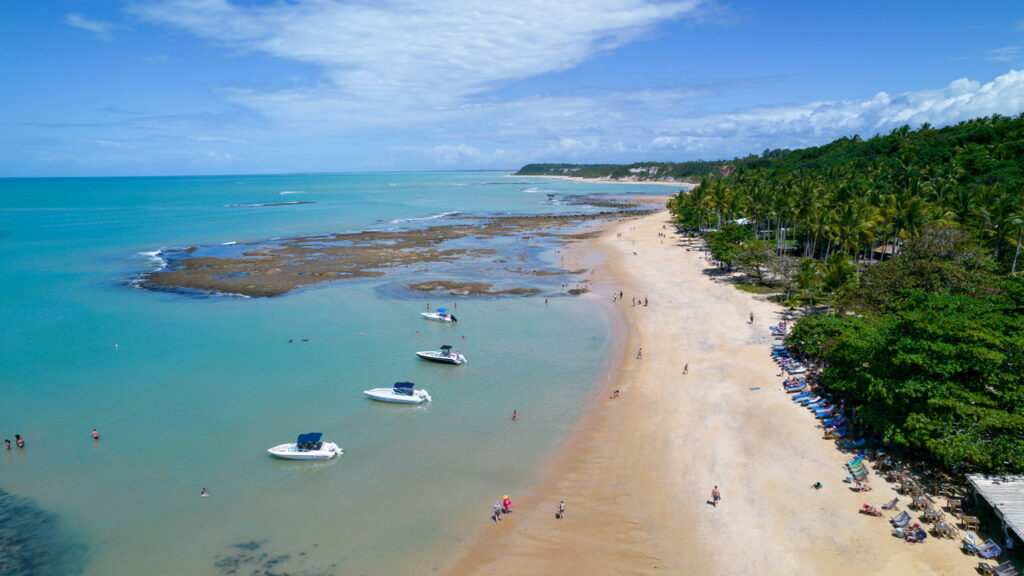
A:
[389,211,460,224]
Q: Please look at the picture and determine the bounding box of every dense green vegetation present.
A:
[515,161,726,181]
[669,114,1024,272]
[785,230,1024,473]
[667,114,1024,473]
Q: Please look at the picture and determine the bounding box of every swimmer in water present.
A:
[201,487,209,497]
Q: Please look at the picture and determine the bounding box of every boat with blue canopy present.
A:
[267,432,342,460]
[421,308,457,322]
[364,381,432,404]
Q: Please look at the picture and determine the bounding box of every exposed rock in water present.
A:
[408,280,542,296]
[137,205,653,298]
[0,488,86,576]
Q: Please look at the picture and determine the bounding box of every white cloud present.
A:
[97,3,1024,172]
[127,0,701,111]
[988,46,1022,62]
[66,13,115,41]
[410,69,1024,166]
[193,136,247,144]
[628,69,1024,156]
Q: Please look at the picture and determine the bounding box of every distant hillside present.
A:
[515,161,727,182]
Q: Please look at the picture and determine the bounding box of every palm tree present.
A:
[820,252,856,314]
[794,257,821,310]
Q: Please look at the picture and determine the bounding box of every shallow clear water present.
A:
[0,172,675,575]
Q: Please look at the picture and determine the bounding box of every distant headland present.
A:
[514,161,725,185]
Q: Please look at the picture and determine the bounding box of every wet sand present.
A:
[445,210,978,575]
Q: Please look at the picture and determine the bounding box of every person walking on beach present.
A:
[683,363,689,375]
[748,312,754,324]
[636,348,643,359]
[711,486,721,507]
[644,297,648,307]
[558,500,566,519]
[493,501,502,522]
[91,428,100,440]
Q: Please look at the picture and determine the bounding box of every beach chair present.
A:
[964,532,981,555]
[979,561,1019,576]
[881,497,899,511]
[976,539,1003,560]
[890,511,911,527]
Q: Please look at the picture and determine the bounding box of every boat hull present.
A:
[267,442,342,460]
[421,312,454,322]
[364,388,431,404]
[416,351,465,364]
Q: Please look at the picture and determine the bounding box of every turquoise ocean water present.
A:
[0,172,671,575]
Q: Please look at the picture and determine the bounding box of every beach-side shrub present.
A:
[789,289,1024,473]
[704,224,754,268]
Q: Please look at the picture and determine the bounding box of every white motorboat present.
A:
[267,432,342,460]
[416,345,466,365]
[421,308,457,322]
[364,381,432,404]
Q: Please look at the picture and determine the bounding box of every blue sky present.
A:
[1,0,1023,176]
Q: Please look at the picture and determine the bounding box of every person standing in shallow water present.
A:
[91,428,100,440]
[15,434,24,448]
[4,439,10,450]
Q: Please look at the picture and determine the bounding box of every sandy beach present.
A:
[446,209,979,575]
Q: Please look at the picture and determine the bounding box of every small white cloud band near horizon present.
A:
[66,13,115,41]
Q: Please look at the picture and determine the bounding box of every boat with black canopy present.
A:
[416,345,466,365]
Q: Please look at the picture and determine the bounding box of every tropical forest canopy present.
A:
[664,114,1024,474]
